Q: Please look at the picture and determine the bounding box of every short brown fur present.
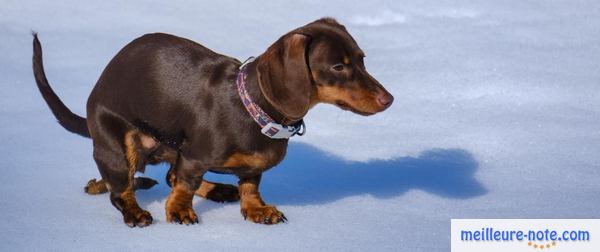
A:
[32,18,393,227]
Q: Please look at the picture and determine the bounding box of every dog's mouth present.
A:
[335,100,375,116]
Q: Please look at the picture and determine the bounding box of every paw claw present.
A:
[123,209,153,228]
[183,216,194,225]
[166,207,198,225]
[242,205,285,225]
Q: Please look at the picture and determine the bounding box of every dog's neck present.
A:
[241,58,298,126]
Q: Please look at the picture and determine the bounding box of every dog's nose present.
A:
[376,93,394,109]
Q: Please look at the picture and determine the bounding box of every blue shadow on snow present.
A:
[261,143,487,205]
[138,142,487,206]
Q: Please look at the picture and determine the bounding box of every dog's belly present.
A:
[146,138,286,176]
[207,167,237,175]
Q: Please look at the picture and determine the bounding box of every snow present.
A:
[1,0,600,251]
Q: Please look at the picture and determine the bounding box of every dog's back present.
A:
[87,33,240,139]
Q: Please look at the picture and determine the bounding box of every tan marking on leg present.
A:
[115,130,153,227]
[165,182,198,224]
[239,180,265,207]
[124,131,138,191]
[124,130,158,180]
[118,190,153,227]
[239,177,285,224]
[196,180,217,197]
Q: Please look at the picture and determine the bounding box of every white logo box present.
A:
[451,219,597,252]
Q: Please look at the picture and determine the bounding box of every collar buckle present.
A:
[260,120,305,139]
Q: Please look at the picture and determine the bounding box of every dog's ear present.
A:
[257,33,312,121]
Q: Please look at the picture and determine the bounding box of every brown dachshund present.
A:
[32,18,393,227]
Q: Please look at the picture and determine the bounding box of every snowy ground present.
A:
[1,0,599,251]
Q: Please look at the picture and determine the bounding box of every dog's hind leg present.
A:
[196,180,239,203]
[90,114,154,227]
[85,177,158,195]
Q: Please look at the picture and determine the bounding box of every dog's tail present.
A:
[32,33,90,138]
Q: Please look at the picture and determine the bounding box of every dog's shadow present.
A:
[137,143,486,207]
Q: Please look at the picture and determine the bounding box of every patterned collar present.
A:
[236,57,305,139]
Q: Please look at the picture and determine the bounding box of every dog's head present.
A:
[257,18,393,121]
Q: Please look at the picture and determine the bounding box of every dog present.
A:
[32,18,393,227]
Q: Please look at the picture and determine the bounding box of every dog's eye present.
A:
[332,64,344,71]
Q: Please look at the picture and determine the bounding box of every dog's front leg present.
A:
[239,174,287,224]
[165,154,206,225]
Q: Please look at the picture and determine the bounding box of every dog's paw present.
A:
[205,184,240,203]
[241,205,287,225]
[166,207,199,225]
[123,208,153,228]
[84,178,108,195]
